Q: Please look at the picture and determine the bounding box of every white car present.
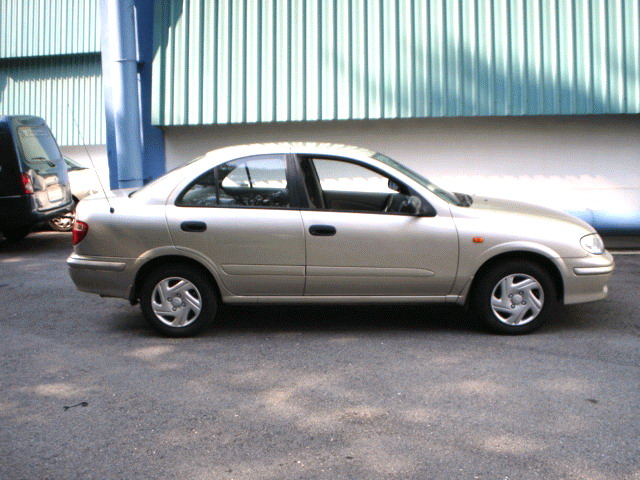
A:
[68,143,614,337]
[48,157,102,231]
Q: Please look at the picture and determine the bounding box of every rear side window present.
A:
[177,155,291,208]
[17,125,64,177]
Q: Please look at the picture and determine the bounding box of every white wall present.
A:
[163,115,640,213]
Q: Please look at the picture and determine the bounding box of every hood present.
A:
[450,195,598,258]
[68,168,105,199]
[465,195,595,232]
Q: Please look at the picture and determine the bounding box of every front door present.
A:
[298,157,458,297]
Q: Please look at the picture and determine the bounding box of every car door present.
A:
[298,156,458,297]
[166,154,306,296]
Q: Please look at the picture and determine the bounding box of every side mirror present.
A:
[399,195,422,215]
[388,179,402,193]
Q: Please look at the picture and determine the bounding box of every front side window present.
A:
[373,152,463,206]
[302,157,414,214]
[313,159,397,194]
[177,155,290,208]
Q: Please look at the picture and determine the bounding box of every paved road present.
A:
[1,232,638,480]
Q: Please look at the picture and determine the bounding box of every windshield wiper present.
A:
[28,157,56,168]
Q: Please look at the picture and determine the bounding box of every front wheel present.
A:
[473,260,558,334]
[139,264,218,337]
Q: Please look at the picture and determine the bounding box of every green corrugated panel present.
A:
[152,0,640,125]
[0,0,100,59]
[0,54,105,145]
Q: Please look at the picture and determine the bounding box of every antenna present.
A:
[66,104,115,214]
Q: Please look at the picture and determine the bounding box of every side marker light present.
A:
[473,237,484,243]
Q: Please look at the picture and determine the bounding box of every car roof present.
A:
[202,142,378,163]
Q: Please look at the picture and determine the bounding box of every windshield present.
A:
[373,153,463,206]
[64,157,88,171]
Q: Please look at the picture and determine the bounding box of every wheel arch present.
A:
[466,251,564,307]
[129,255,222,305]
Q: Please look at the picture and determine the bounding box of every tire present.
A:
[473,260,558,334]
[2,226,31,243]
[139,264,218,337]
[48,210,76,232]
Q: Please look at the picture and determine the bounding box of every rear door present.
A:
[166,154,306,296]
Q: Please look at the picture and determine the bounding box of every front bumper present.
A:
[67,254,136,299]
[561,251,615,305]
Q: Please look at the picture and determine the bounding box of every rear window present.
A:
[17,125,64,177]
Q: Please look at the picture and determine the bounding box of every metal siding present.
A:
[0,0,100,58]
[0,55,105,145]
[152,0,640,125]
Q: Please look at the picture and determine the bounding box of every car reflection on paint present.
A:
[67,143,614,336]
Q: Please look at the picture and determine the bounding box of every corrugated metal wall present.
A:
[0,55,105,145]
[152,0,640,126]
[0,0,104,146]
[0,0,100,58]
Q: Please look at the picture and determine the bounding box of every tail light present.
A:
[73,221,89,245]
[21,173,34,194]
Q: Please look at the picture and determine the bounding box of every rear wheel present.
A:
[473,260,558,334]
[139,264,217,337]
[48,210,76,232]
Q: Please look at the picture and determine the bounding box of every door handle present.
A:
[309,224,336,236]
[180,221,207,232]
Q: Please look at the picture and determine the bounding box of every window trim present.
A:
[174,153,303,210]
[293,154,436,217]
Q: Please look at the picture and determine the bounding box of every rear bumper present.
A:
[561,252,615,305]
[0,196,74,230]
[67,254,135,299]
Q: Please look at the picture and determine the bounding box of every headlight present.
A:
[580,233,605,255]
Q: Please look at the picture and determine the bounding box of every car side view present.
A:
[68,143,614,336]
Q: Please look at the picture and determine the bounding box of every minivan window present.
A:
[17,126,63,176]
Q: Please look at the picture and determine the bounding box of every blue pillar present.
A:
[134,0,165,183]
[100,0,165,189]
[99,1,118,189]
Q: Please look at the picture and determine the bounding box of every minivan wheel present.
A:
[49,210,75,232]
[473,260,558,334]
[139,264,217,337]
[2,226,31,243]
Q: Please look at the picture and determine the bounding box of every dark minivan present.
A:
[0,115,73,242]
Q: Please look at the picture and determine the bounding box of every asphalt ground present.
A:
[1,231,638,480]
